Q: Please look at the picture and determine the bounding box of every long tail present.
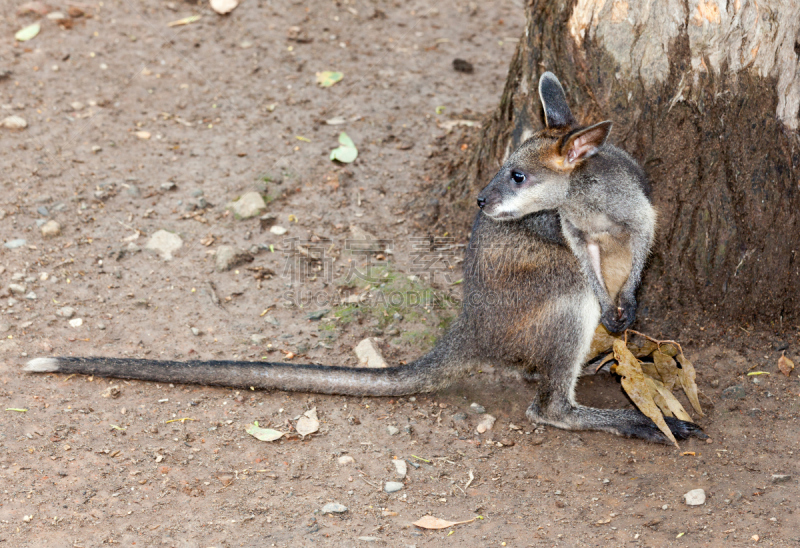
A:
[24,319,472,397]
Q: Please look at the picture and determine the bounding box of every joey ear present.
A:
[538,72,577,129]
[561,121,612,164]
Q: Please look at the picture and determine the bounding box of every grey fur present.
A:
[25,73,705,444]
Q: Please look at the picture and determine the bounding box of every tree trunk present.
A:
[451,0,800,328]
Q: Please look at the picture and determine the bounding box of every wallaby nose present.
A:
[476,197,486,209]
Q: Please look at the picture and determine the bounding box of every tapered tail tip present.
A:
[25,357,61,373]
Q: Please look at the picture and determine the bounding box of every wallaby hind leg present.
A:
[525,295,707,444]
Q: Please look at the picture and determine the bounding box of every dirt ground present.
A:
[1,0,799,546]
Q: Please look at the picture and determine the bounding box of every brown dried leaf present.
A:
[413,515,477,530]
[630,339,658,358]
[613,340,678,448]
[659,343,679,357]
[652,350,680,391]
[676,353,704,416]
[639,361,659,379]
[646,377,692,422]
[647,378,673,418]
[778,351,795,377]
[594,352,616,373]
[587,324,618,361]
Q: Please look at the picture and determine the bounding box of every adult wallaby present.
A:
[26,72,705,444]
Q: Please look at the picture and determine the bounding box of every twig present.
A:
[626,329,683,356]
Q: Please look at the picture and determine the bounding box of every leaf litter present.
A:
[413,515,480,530]
[316,71,343,88]
[589,326,706,448]
[330,132,358,163]
[295,407,320,437]
[246,421,284,442]
[15,22,41,42]
[778,351,794,377]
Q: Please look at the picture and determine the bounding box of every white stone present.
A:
[354,338,388,368]
[321,502,348,514]
[145,230,182,260]
[683,488,706,506]
[1,116,27,129]
[227,191,266,219]
[384,481,403,493]
[337,455,355,465]
[68,318,83,328]
[41,220,61,238]
[392,459,407,479]
[269,225,287,236]
[476,414,497,434]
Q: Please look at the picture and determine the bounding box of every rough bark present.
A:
[449,0,800,328]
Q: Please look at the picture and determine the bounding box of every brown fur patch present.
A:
[594,233,633,301]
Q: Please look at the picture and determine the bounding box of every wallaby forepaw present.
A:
[601,298,636,333]
[600,309,628,333]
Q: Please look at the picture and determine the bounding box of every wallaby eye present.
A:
[511,171,526,184]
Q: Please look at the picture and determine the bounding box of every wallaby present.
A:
[25,72,706,444]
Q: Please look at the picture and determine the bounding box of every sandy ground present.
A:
[1,0,799,546]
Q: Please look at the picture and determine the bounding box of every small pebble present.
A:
[384,481,403,493]
[8,284,26,294]
[24,292,37,300]
[476,414,496,434]
[321,502,348,514]
[721,385,746,399]
[337,455,355,465]
[683,489,705,506]
[270,225,288,236]
[57,307,76,318]
[145,230,183,261]
[470,402,485,414]
[771,474,792,484]
[1,116,27,129]
[452,58,474,73]
[69,318,83,328]
[264,315,280,326]
[392,459,407,479]
[190,327,200,336]
[41,220,61,238]
[387,425,400,436]
[228,191,267,219]
[4,239,27,249]
[215,245,253,272]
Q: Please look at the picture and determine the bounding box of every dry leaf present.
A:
[676,353,704,416]
[413,515,477,530]
[652,350,680,391]
[778,351,795,377]
[646,377,692,422]
[167,14,201,27]
[587,324,617,361]
[210,0,239,14]
[613,340,678,448]
[246,423,284,442]
[316,71,344,88]
[659,342,679,357]
[630,339,658,358]
[295,407,319,437]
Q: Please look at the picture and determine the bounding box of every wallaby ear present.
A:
[560,121,612,164]
[538,72,577,129]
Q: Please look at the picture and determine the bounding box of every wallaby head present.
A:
[477,72,612,220]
